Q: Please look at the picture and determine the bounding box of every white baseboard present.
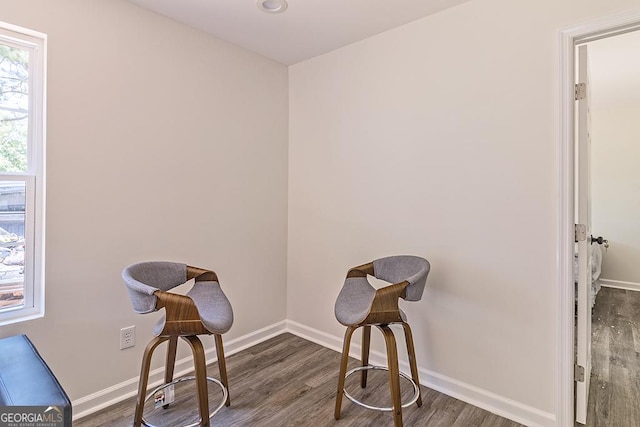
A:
[600,278,640,292]
[286,320,555,427]
[72,320,287,420]
[74,319,555,426]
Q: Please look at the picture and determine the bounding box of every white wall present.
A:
[592,106,640,284]
[0,0,288,403]
[288,0,640,422]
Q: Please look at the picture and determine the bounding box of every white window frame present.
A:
[0,22,46,326]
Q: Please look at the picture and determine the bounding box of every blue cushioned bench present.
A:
[0,334,72,426]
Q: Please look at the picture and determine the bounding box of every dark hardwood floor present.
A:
[582,287,640,426]
[74,333,523,427]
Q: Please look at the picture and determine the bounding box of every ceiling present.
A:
[589,29,640,110]
[127,0,472,65]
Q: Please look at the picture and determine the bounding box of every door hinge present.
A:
[575,224,587,242]
[575,364,585,382]
[575,83,586,100]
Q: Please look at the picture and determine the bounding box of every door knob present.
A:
[590,235,608,248]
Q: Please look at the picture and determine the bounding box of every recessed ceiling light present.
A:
[257,0,288,14]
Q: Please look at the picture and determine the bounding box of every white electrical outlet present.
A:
[120,326,135,350]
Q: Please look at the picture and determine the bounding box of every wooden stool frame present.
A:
[132,266,231,427]
[334,262,423,427]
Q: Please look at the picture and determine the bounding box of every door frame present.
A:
[558,8,640,427]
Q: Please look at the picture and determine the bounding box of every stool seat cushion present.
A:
[334,277,375,326]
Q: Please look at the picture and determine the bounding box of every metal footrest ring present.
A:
[343,365,420,412]
[142,376,228,427]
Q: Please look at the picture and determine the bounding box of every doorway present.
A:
[576,29,640,426]
[559,9,640,427]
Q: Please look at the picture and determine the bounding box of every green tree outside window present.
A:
[0,44,28,173]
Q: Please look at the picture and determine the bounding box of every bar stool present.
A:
[334,255,430,427]
[123,261,233,427]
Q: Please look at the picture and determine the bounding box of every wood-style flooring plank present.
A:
[581,287,640,426]
[74,333,523,427]
[450,405,490,426]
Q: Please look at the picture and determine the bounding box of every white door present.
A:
[575,44,592,425]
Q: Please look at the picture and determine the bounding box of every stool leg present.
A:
[135,337,168,427]
[379,325,403,427]
[183,336,210,427]
[335,326,356,420]
[162,336,178,409]
[401,322,422,407]
[214,334,231,406]
[165,336,178,384]
[361,325,371,388]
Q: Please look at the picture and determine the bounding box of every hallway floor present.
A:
[582,287,640,426]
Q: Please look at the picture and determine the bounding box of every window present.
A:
[0,22,46,325]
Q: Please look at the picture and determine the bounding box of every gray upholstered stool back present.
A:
[373,255,430,301]
[123,261,187,314]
